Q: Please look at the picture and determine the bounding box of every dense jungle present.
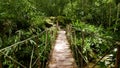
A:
[0,0,120,68]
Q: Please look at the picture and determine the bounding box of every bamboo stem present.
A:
[114,3,120,32]
[29,46,34,68]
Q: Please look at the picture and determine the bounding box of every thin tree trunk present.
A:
[115,45,120,68]
[114,3,120,32]
[0,58,2,68]
[109,4,112,27]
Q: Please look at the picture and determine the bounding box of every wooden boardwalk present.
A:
[48,30,77,68]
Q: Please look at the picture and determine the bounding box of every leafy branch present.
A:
[0,51,27,68]
[0,30,46,52]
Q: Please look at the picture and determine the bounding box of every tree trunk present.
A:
[0,58,2,68]
[115,45,120,68]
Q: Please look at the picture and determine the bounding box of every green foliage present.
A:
[99,62,107,68]
[31,16,45,27]
[0,0,120,67]
[72,20,116,67]
[34,0,69,16]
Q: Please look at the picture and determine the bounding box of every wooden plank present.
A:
[48,30,77,68]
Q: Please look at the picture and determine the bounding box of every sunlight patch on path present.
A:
[48,30,77,68]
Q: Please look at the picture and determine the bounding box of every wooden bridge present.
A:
[48,30,77,68]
